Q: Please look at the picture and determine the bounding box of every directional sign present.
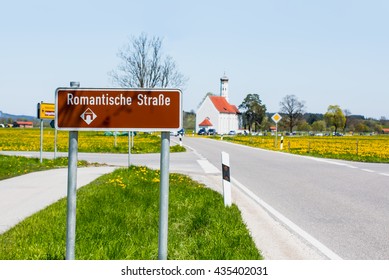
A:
[271,113,282,123]
[55,88,182,131]
[38,102,55,120]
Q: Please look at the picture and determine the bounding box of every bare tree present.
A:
[110,33,187,88]
[343,109,352,132]
[279,94,305,133]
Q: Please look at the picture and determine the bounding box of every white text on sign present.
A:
[66,93,171,107]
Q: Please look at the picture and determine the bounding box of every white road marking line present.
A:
[346,165,358,169]
[231,177,343,260]
[361,169,375,173]
[197,159,220,174]
[379,173,389,177]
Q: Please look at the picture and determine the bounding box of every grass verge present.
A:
[0,155,90,180]
[0,166,262,260]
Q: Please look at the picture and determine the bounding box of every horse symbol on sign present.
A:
[80,108,97,125]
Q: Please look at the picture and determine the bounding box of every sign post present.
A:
[271,113,282,148]
[37,102,55,163]
[158,131,170,260]
[65,81,80,260]
[40,117,43,163]
[55,87,182,260]
[127,131,135,167]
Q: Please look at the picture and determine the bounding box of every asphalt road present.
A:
[182,137,389,259]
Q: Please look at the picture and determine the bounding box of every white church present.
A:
[196,75,240,134]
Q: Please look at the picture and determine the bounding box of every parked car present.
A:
[228,130,236,135]
[198,128,207,135]
[333,132,344,136]
[207,128,217,135]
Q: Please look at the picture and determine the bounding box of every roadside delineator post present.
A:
[280,136,284,150]
[221,151,232,207]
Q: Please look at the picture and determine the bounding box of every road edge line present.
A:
[230,176,343,260]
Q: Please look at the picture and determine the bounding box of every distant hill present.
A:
[0,110,36,121]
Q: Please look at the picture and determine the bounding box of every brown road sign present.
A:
[55,88,182,131]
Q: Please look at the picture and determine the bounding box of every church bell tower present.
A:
[220,74,229,101]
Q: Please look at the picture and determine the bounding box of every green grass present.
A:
[0,166,262,260]
[0,155,90,180]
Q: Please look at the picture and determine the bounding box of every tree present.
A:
[239,94,266,132]
[311,120,326,132]
[343,109,352,132]
[379,116,387,126]
[110,33,187,88]
[324,105,346,134]
[305,113,323,124]
[183,111,196,130]
[355,122,369,133]
[297,120,311,132]
[279,95,305,133]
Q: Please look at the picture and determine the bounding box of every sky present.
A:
[1,0,388,119]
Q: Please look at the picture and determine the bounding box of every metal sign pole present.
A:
[128,131,131,168]
[40,118,43,163]
[54,128,57,160]
[66,81,80,260]
[271,113,282,148]
[66,130,78,260]
[158,131,170,260]
[275,123,278,148]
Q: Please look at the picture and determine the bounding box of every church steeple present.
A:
[220,74,229,101]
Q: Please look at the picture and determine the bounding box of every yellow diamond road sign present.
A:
[272,113,282,123]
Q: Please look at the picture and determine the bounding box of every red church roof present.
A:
[199,118,213,127]
[209,96,239,114]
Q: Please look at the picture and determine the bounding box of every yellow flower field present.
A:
[2,128,388,162]
[0,128,181,154]
[224,135,389,163]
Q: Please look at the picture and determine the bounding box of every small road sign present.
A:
[38,102,55,120]
[271,113,282,123]
[55,88,182,131]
